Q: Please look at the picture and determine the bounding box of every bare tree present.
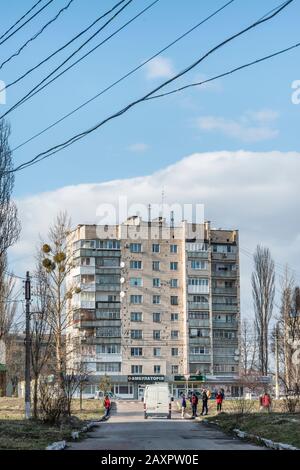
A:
[30,260,54,419]
[252,245,275,376]
[0,120,21,260]
[39,212,80,390]
[0,258,18,342]
[240,318,257,375]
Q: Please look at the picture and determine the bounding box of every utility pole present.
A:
[275,322,280,400]
[25,271,31,419]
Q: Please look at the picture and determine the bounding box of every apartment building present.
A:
[67,216,240,399]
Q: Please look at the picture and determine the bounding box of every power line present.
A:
[0,0,128,95]
[0,0,55,47]
[0,0,161,121]
[0,0,76,71]
[8,0,294,174]
[145,41,300,101]
[12,0,235,153]
[0,0,43,42]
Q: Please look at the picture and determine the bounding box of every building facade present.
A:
[66,216,240,399]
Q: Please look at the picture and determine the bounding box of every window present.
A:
[153,330,161,340]
[190,347,210,355]
[189,312,209,320]
[153,348,161,357]
[131,312,143,322]
[129,277,143,287]
[152,261,160,271]
[153,312,161,323]
[96,327,120,337]
[97,240,120,250]
[152,244,160,253]
[131,365,143,374]
[170,279,178,288]
[213,244,236,254]
[188,278,209,286]
[131,347,143,357]
[154,365,161,374]
[170,244,178,253]
[191,260,208,270]
[96,362,121,372]
[130,295,143,304]
[213,330,236,339]
[81,257,90,266]
[172,365,179,374]
[96,257,119,267]
[189,328,210,338]
[170,261,178,271]
[130,260,142,269]
[96,310,120,320]
[97,274,120,285]
[81,274,95,284]
[153,278,161,287]
[96,344,120,354]
[153,295,161,305]
[171,330,179,339]
[130,243,142,253]
[131,330,143,340]
[171,313,179,322]
[171,348,179,356]
[171,296,178,305]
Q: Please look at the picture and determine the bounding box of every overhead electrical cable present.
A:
[0,0,44,42]
[7,0,295,173]
[0,0,55,47]
[12,0,235,153]
[0,0,76,71]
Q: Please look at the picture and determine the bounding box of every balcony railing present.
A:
[212,270,237,278]
[189,354,211,363]
[212,304,238,312]
[188,285,209,294]
[188,302,209,310]
[211,253,237,261]
[212,287,237,295]
[188,319,210,328]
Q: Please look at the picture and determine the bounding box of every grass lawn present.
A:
[204,404,300,448]
[0,397,104,450]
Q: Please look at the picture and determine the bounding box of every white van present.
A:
[143,383,171,419]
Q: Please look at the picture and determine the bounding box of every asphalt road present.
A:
[67,400,263,450]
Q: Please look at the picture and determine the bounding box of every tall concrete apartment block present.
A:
[67,216,240,399]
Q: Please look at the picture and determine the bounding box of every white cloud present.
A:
[10,151,300,321]
[128,143,149,153]
[196,109,279,142]
[145,56,174,80]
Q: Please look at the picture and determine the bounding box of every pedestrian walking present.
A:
[104,395,111,418]
[216,390,223,412]
[181,394,187,419]
[191,393,198,418]
[262,392,272,412]
[201,389,208,416]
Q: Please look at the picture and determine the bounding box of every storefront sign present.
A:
[174,374,206,382]
[127,375,165,383]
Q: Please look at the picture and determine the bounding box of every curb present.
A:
[46,414,105,450]
[232,428,299,451]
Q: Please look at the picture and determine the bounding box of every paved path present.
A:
[67,400,263,450]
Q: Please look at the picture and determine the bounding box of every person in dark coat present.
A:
[201,389,208,416]
[191,393,198,418]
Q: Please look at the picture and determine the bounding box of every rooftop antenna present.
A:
[148,204,151,224]
[160,188,165,219]
[170,210,174,229]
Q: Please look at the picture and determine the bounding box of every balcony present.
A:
[212,287,237,295]
[189,354,211,363]
[188,319,210,328]
[212,304,238,312]
[186,251,209,259]
[96,302,121,309]
[189,337,210,346]
[96,284,120,292]
[213,320,237,328]
[212,270,237,278]
[188,302,209,310]
[188,285,209,295]
[212,253,237,261]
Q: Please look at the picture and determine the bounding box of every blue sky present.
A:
[0,0,299,197]
[1,0,300,319]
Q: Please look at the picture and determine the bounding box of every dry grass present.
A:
[0,397,104,450]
